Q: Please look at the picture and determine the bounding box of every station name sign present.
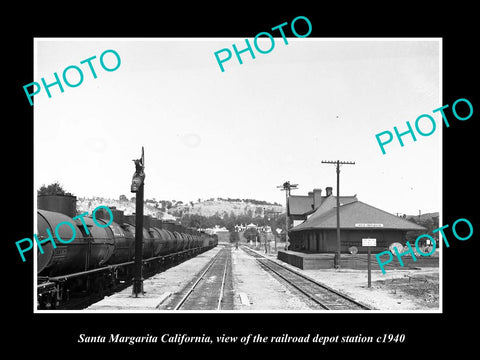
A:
[355,223,384,228]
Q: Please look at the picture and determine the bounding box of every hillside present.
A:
[405,212,439,222]
[76,197,176,221]
[404,211,440,242]
[169,199,284,219]
[76,196,285,222]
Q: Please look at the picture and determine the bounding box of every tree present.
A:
[224,211,237,232]
[229,231,240,243]
[38,182,73,196]
[405,215,439,243]
[253,216,267,227]
[274,213,288,230]
[243,227,259,242]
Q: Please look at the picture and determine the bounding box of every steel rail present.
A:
[173,247,226,310]
[216,248,230,310]
[256,258,330,309]
[242,246,371,310]
[37,246,214,310]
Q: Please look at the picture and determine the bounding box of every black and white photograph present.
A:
[33,38,442,313]
[7,5,478,354]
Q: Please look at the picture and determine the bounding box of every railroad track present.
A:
[241,246,371,310]
[38,247,209,310]
[171,245,232,310]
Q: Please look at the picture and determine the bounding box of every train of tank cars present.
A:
[36,195,218,309]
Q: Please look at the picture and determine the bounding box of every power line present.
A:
[321,160,355,268]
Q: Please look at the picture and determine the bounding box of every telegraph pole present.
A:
[131,147,145,297]
[321,160,355,268]
[277,181,298,251]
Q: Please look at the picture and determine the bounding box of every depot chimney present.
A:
[326,187,333,197]
[313,188,323,209]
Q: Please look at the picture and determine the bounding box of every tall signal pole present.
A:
[131,147,145,297]
[277,181,298,251]
[321,160,355,268]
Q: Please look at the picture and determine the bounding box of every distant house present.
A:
[288,187,426,254]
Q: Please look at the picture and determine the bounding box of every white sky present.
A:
[34,38,441,215]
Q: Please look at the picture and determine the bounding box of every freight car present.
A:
[36,197,217,309]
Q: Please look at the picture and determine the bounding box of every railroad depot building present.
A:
[287,187,426,254]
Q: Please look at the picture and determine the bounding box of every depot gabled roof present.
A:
[288,195,313,215]
[291,200,426,232]
[288,194,357,216]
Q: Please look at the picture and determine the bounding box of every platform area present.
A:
[86,246,224,311]
[278,250,439,270]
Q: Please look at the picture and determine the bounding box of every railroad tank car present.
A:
[36,195,217,277]
[37,210,217,277]
[180,232,189,250]
[104,220,135,264]
[149,227,177,255]
[192,234,201,248]
[148,218,176,256]
[121,221,155,259]
[187,234,194,249]
[37,210,116,276]
[36,196,218,309]
[171,231,185,252]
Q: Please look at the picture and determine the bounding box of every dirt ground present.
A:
[89,244,440,312]
[231,247,312,310]
[302,268,440,311]
[252,247,440,311]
